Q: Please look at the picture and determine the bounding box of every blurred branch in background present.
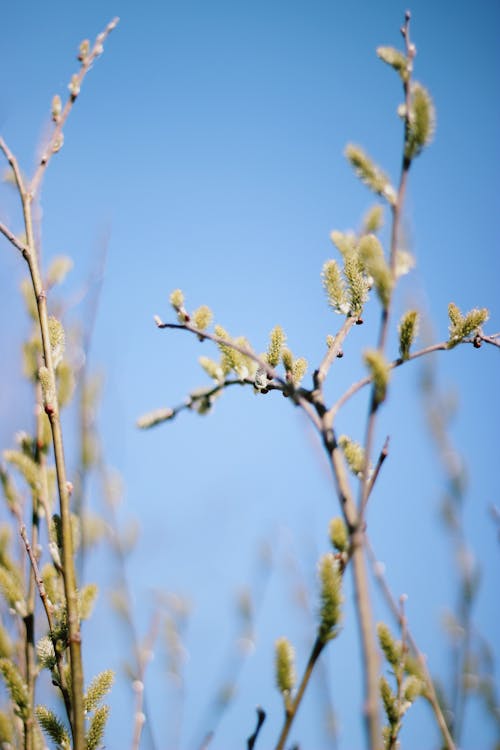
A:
[420,354,500,746]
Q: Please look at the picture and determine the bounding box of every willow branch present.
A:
[155,318,323,432]
[19,523,73,722]
[0,220,29,255]
[30,17,119,198]
[315,316,358,389]
[274,637,324,750]
[350,16,416,749]
[327,336,494,424]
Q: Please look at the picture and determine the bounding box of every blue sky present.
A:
[1,1,499,748]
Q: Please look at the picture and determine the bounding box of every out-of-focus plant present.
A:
[0,19,119,750]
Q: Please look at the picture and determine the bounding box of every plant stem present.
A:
[2,134,86,748]
[26,245,85,748]
[274,637,324,750]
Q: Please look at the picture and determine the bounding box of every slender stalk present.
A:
[1,23,119,747]
[315,316,358,389]
[29,17,119,198]
[18,523,73,722]
[157,319,323,431]
[22,198,85,749]
[274,637,324,750]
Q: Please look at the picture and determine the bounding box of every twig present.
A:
[247,707,266,750]
[354,15,416,748]
[0,220,29,256]
[327,329,498,426]
[315,316,358,389]
[155,319,323,432]
[29,18,120,198]
[0,136,26,195]
[274,636,324,750]
[18,523,73,722]
[0,20,120,750]
[366,437,390,501]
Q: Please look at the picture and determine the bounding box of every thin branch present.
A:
[0,136,26,195]
[366,538,456,750]
[18,523,73,722]
[328,334,496,424]
[155,318,323,432]
[30,18,119,198]
[0,220,29,256]
[274,637,324,750]
[354,15,416,748]
[315,316,358,389]
[247,707,266,750]
[366,437,390,504]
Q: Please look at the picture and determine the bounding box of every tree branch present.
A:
[30,17,119,198]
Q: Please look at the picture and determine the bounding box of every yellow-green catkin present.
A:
[447,303,489,347]
[84,670,114,713]
[377,622,401,670]
[322,260,348,315]
[376,46,409,81]
[398,310,419,360]
[343,254,370,317]
[169,288,190,323]
[358,234,393,309]
[35,705,71,748]
[51,95,62,122]
[345,144,396,205]
[86,705,110,750]
[267,325,286,368]
[330,230,357,258]
[192,305,212,331]
[362,204,384,234]
[199,356,224,383]
[318,553,343,642]
[137,408,174,429]
[338,435,365,478]
[364,349,390,406]
[380,675,399,725]
[0,659,29,720]
[329,517,348,553]
[275,637,296,696]
[405,83,436,161]
[48,316,65,367]
[291,357,308,387]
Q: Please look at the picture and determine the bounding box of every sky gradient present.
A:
[1,1,499,748]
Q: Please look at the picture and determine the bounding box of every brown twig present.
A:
[314,316,358,389]
[0,220,29,256]
[0,20,119,750]
[274,636,324,750]
[155,318,323,432]
[29,18,119,198]
[327,334,496,425]
[353,15,416,748]
[18,523,73,722]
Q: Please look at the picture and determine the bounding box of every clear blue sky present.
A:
[1,1,499,748]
